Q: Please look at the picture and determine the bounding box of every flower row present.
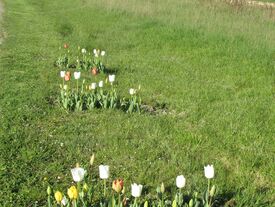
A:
[59,71,141,113]
[47,155,217,207]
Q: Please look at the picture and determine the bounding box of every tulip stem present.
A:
[77,79,79,94]
[134,198,137,207]
[47,195,51,207]
[103,179,106,197]
[207,179,211,206]
[118,193,121,206]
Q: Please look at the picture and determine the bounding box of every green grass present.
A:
[0,0,274,206]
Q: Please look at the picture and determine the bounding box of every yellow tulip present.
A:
[67,186,78,200]
[54,191,63,203]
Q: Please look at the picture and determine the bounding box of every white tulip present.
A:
[176,175,186,188]
[91,82,97,90]
[93,49,99,57]
[60,71,66,78]
[71,167,86,182]
[204,165,214,179]
[101,51,106,56]
[129,88,136,95]
[108,74,115,83]
[99,165,109,179]
[131,183,143,198]
[61,196,68,206]
[99,81,104,88]
[74,72,81,80]
[81,48,87,54]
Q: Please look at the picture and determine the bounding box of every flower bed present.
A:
[56,44,141,113]
[47,155,218,207]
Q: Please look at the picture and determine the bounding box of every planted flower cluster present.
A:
[57,44,141,113]
[47,155,218,207]
[56,44,106,74]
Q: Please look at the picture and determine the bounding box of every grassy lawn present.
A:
[0,0,274,206]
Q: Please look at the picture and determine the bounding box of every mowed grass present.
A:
[0,0,274,206]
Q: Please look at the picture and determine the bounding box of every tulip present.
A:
[74,72,81,80]
[90,154,95,166]
[91,82,97,90]
[83,183,88,192]
[93,49,99,57]
[81,48,87,54]
[67,186,78,200]
[204,165,214,179]
[63,85,68,90]
[91,67,98,76]
[210,185,216,197]
[144,201,148,207]
[60,71,66,78]
[47,186,51,195]
[101,51,106,56]
[108,74,115,83]
[71,167,86,182]
[160,182,165,193]
[54,191,63,204]
[129,88,136,95]
[99,80,104,88]
[61,196,68,206]
[176,175,186,189]
[99,165,109,197]
[112,179,124,193]
[204,165,214,206]
[64,71,71,81]
[64,43,69,49]
[99,165,109,179]
[131,183,143,198]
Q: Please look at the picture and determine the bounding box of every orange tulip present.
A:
[91,67,98,76]
[112,179,124,193]
[65,71,71,81]
[64,43,69,49]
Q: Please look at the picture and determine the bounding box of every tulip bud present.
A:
[90,154,95,166]
[210,185,216,197]
[83,183,88,192]
[79,191,84,198]
[144,200,148,207]
[188,199,193,207]
[160,182,165,193]
[76,163,80,168]
[172,200,177,207]
[121,187,125,194]
[47,186,51,195]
